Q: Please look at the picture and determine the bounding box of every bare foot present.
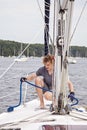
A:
[40,102,45,109]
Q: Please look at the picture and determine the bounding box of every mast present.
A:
[52,0,75,114]
[44,0,50,55]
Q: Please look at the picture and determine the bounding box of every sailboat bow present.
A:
[0,0,87,129]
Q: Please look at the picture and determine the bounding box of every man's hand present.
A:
[20,77,27,82]
[68,92,75,102]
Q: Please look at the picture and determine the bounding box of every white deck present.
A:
[0,98,87,130]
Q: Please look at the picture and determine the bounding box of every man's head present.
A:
[43,54,54,71]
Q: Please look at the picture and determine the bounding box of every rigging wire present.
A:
[0,1,44,100]
[0,71,36,100]
[0,75,21,92]
[36,0,44,19]
[0,26,43,80]
[0,71,36,92]
[36,0,54,51]
[70,1,87,43]
[0,91,19,99]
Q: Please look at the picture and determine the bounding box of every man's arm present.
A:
[68,80,74,92]
[26,73,37,81]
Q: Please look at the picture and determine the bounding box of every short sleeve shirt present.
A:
[36,66,52,89]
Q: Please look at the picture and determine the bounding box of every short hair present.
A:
[43,54,54,64]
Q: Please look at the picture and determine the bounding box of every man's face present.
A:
[44,61,52,71]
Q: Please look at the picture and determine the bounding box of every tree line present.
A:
[0,39,87,57]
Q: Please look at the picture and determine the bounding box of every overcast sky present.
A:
[0,0,87,47]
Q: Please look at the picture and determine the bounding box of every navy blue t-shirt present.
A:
[36,66,52,90]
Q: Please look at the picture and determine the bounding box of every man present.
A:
[21,54,74,108]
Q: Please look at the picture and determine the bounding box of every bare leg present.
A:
[44,92,52,101]
[68,80,74,92]
[35,77,45,108]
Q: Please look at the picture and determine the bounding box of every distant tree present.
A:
[0,39,87,57]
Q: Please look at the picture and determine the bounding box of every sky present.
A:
[0,0,87,47]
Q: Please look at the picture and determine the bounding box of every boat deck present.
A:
[0,99,87,130]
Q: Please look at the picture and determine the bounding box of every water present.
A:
[0,57,87,113]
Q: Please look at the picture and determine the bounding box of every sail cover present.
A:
[44,0,50,55]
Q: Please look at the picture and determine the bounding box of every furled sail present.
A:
[44,0,50,55]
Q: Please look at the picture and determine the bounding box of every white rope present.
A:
[45,1,50,6]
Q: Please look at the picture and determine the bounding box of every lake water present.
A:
[0,57,87,113]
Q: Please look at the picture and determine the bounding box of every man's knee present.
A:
[35,76,44,86]
[44,92,52,101]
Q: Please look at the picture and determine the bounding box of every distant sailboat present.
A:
[68,57,77,64]
[14,55,28,62]
[14,43,28,62]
